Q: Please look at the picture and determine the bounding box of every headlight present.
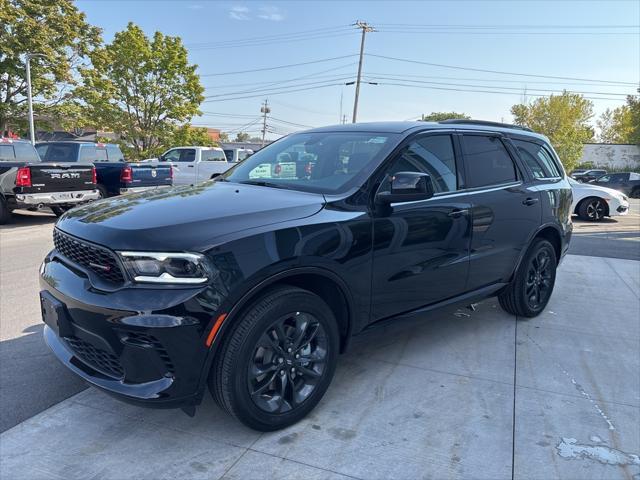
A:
[118,251,212,284]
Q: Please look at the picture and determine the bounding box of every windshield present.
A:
[221,132,397,194]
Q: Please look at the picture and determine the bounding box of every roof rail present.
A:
[438,119,533,132]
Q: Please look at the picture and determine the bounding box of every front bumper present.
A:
[120,185,171,194]
[609,198,629,216]
[16,189,100,206]
[39,251,220,408]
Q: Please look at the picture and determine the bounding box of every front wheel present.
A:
[578,197,607,221]
[209,286,339,431]
[51,206,70,217]
[499,238,557,318]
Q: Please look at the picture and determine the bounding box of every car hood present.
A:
[56,182,325,251]
[571,182,625,198]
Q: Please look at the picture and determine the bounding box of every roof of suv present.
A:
[305,120,548,141]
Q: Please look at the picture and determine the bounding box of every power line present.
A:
[199,55,358,77]
[204,77,354,99]
[374,23,640,29]
[202,83,346,103]
[366,53,637,86]
[363,75,632,97]
[189,31,357,50]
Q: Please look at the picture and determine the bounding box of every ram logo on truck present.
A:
[50,172,80,179]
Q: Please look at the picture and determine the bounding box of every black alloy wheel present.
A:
[524,248,554,311]
[248,312,328,414]
[499,238,557,318]
[210,285,339,431]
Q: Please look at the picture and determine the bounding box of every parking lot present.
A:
[1,203,639,479]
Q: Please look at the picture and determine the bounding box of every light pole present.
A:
[25,53,46,145]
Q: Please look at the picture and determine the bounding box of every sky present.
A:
[76,0,639,140]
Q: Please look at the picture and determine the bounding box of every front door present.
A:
[169,148,196,185]
[371,133,472,321]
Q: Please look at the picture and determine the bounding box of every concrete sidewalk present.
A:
[1,255,639,480]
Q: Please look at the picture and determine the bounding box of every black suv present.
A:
[40,120,572,430]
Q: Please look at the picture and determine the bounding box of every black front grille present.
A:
[65,336,124,379]
[53,229,125,284]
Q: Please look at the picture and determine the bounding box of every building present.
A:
[578,144,640,170]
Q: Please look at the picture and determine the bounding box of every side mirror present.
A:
[376,171,434,204]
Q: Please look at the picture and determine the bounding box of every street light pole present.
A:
[352,21,375,124]
[25,53,45,145]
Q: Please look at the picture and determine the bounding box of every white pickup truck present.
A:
[145,146,235,186]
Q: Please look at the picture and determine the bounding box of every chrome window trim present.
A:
[391,181,523,207]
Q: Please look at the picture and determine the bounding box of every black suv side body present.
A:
[40,121,572,430]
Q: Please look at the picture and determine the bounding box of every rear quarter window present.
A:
[106,145,125,162]
[512,139,561,178]
[13,142,40,162]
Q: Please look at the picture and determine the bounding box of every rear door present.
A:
[460,133,541,290]
[371,132,472,320]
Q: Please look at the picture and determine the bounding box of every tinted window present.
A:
[38,143,78,162]
[0,145,15,161]
[462,135,517,188]
[223,132,394,194]
[13,142,40,162]
[223,149,233,161]
[513,139,561,178]
[79,145,97,162]
[202,150,226,161]
[178,149,196,162]
[106,145,124,162]
[386,135,458,193]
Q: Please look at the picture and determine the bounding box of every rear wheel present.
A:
[209,286,339,431]
[0,197,11,225]
[577,197,607,221]
[96,184,108,199]
[499,238,557,318]
[631,188,640,199]
[51,206,70,217]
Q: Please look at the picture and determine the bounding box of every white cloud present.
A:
[229,5,250,21]
[258,6,284,21]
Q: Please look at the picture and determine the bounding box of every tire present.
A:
[577,197,607,221]
[96,184,108,199]
[51,206,68,217]
[631,188,640,199]
[0,198,11,225]
[499,238,557,318]
[209,285,339,431]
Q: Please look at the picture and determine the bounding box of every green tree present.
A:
[234,132,250,142]
[79,23,204,159]
[597,105,633,143]
[511,92,594,172]
[420,112,470,122]
[218,131,230,143]
[625,95,640,145]
[0,0,101,134]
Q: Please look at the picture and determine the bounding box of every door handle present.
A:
[522,197,539,206]
[448,208,469,218]
[187,165,194,168]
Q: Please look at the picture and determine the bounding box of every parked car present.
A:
[146,146,234,185]
[569,177,629,221]
[36,142,173,198]
[223,147,253,163]
[0,138,98,223]
[40,120,572,430]
[570,168,587,177]
[590,172,640,198]
[572,168,606,182]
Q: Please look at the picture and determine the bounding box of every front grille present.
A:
[65,336,124,379]
[53,229,125,285]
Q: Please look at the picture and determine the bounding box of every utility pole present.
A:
[352,20,375,123]
[25,53,46,145]
[260,99,270,147]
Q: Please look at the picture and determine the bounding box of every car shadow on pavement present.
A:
[0,323,87,433]
[0,210,57,230]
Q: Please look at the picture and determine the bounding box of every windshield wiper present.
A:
[236,180,290,190]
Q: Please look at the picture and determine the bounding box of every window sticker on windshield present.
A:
[367,137,388,144]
